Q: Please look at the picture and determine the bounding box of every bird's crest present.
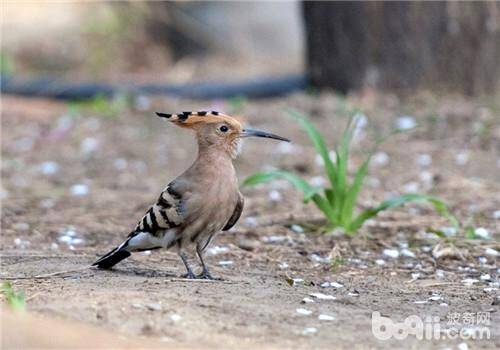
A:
[156,111,242,129]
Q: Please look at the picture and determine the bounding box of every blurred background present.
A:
[1,2,500,348]
[2,1,499,95]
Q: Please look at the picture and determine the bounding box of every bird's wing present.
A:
[129,183,184,237]
[222,191,244,231]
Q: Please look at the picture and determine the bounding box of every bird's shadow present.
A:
[101,266,178,278]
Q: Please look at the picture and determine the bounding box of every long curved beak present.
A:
[240,128,290,142]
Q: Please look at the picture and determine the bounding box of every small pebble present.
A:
[217,260,233,266]
[493,210,500,219]
[301,297,314,304]
[375,259,386,266]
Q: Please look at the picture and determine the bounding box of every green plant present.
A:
[1,282,25,311]
[68,93,130,118]
[243,109,458,234]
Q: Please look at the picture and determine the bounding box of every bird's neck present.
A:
[193,144,236,176]
[196,138,241,160]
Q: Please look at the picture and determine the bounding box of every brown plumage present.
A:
[93,111,289,279]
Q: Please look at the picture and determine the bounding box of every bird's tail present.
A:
[92,243,131,269]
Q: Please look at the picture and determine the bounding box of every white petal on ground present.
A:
[217,260,233,266]
[311,254,331,264]
[375,259,386,266]
[371,152,389,166]
[268,190,282,202]
[290,224,304,233]
[207,246,229,255]
[321,281,343,289]
[296,308,313,316]
[278,262,289,269]
[396,116,417,130]
[309,293,336,300]
[485,248,498,257]
[80,137,99,156]
[318,314,335,321]
[455,151,469,165]
[169,314,182,322]
[402,182,420,193]
[474,227,490,239]
[302,327,318,335]
[302,297,315,303]
[480,274,491,281]
[401,249,415,258]
[39,161,59,175]
[70,184,89,196]
[461,278,479,286]
[417,154,432,167]
[309,176,326,187]
[492,210,500,219]
[383,249,400,259]
[114,158,128,170]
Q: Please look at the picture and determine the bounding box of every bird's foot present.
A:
[181,271,196,279]
[196,270,214,280]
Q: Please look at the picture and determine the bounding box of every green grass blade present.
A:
[243,171,320,201]
[312,194,337,226]
[348,194,458,233]
[341,157,369,225]
[286,109,337,185]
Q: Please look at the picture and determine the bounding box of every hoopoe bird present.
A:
[93,111,289,279]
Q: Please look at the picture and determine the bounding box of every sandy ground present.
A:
[1,92,499,349]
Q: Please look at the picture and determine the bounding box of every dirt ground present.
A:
[1,92,499,349]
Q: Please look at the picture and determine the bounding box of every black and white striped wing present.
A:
[130,185,184,237]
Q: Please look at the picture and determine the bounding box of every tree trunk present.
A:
[303,1,500,95]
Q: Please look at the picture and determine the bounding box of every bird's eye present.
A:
[219,125,228,132]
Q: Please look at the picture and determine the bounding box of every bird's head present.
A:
[156,111,289,158]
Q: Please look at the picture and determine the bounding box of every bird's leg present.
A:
[196,246,213,280]
[179,251,196,279]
